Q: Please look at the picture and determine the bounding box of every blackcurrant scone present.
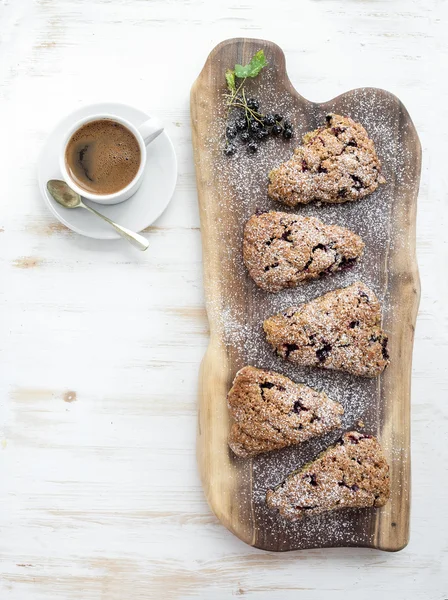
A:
[227,366,343,458]
[266,431,390,521]
[263,282,389,377]
[268,114,386,206]
[243,211,365,292]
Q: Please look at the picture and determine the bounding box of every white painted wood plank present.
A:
[0,0,447,598]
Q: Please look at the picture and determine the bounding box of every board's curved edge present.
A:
[191,37,309,109]
[373,94,421,553]
[191,42,261,547]
[196,339,257,548]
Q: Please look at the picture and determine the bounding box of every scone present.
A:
[243,211,364,292]
[263,282,389,377]
[266,431,390,521]
[227,366,343,458]
[268,114,386,206]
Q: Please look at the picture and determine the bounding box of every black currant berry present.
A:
[283,119,292,129]
[247,98,260,111]
[274,114,284,122]
[235,118,247,131]
[226,124,237,138]
[257,128,269,140]
[240,131,250,143]
[224,143,237,156]
[250,120,260,133]
[263,114,275,126]
[272,124,282,135]
[283,128,293,139]
[247,141,258,153]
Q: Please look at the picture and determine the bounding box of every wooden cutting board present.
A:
[190,38,421,552]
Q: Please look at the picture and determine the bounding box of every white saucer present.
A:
[37,103,177,239]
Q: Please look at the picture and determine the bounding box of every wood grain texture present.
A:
[191,38,421,552]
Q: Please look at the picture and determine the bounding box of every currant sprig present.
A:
[223,50,294,155]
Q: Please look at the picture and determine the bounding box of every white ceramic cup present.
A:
[60,112,164,205]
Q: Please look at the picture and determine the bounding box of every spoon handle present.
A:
[81,203,149,251]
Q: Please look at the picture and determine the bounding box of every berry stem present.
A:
[228,96,264,124]
[224,78,248,148]
[241,88,251,126]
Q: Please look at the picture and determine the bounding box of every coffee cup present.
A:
[60,112,163,205]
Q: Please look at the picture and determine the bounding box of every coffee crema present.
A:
[65,119,141,195]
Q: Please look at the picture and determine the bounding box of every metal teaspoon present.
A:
[47,180,149,251]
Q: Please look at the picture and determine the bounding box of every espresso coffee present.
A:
[65,119,141,195]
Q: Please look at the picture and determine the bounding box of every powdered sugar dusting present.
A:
[195,59,416,549]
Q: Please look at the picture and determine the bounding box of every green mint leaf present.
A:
[234,49,267,79]
[225,69,236,93]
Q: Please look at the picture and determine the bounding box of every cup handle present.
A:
[137,117,164,145]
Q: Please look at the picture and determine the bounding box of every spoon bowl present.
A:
[47,180,82,208]
[46,180,149,251]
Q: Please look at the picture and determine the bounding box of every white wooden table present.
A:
[0,1,446,598]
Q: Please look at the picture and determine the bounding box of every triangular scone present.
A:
[266,431,390,521]
[228,366,343,458]
[243,211,364,292]
[268,114,385,207]
[263,282,389,377]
